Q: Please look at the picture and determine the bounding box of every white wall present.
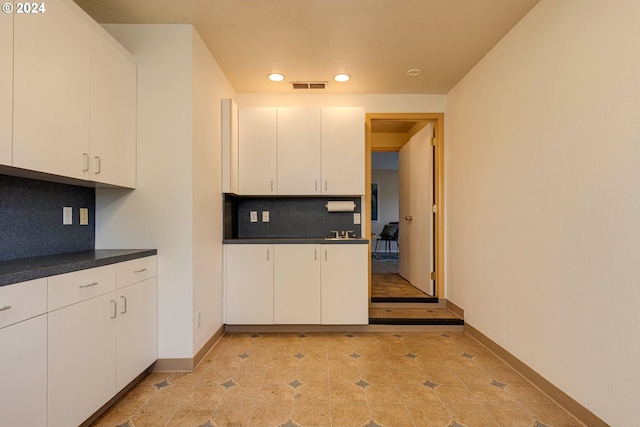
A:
[191,29,235,354]
[445,1,640,425]
[96,24,235,360]
[371,169,399,239]
[236,94,445,112]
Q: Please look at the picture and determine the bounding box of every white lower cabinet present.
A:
[0,315,47,426]
[225,244,274,324]
[48,292,117,427]
[0,278,47,426]
[274,245,321,324]
[225,244,367,325]
[47,256,157,427]
[321,244,368,325]
[116,277,158,391]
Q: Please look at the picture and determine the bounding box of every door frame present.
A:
[365,113,445,299]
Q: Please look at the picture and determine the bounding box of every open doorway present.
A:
[365,113,445,303]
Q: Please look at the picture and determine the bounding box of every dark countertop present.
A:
[0,249,157,287]
[223,238,369,245]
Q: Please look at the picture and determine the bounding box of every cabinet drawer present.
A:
[0,279,47,329]
[48,265,116,311]
[116,256,157,289]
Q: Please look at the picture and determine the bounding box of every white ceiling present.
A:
[73,0,540,95]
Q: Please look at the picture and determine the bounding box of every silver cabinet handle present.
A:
[95,156,101,174]
[120,296,127,314]
[315,180,318,191]
[134,268,147,273]
[324,180,328,191]
[267,248,270,261]
[79,282,99,289]
[0,305,12,312]
[325,249,327,261]
[110,300,117,319]
[270,180,274,192]
[82,153,89,172]
[314,249,317,261]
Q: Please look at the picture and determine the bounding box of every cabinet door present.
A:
[0,5,11,166]
[277,107,321,195]
[13,0,91,180]
[90,29,137,188]
[238,108,277,195]
[225,244,274,324]
[48,293,117,427]
[321,244,368,325]
[321,107,365,195]
[0,315,47,427]
[116,278,157,391]
[274,245,321,324]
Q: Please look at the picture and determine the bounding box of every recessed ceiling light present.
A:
[268,73,285,82]
[407,68,422,77]
[334,73,351,82]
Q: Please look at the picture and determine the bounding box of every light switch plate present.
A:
[250,211,258,222]
[262,211,270,222]
[63,207,73,225]
[79,208,89,225]
[353,213,361,224]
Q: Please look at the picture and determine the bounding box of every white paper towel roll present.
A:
[325,201,356,212]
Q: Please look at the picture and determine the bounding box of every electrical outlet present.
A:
[262,211,269,222]
[250,211,258,222]
[79,208,89,225]
[63,207,73,225]
[353,213,361,224]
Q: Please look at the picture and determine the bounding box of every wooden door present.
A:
[399,123,434,295]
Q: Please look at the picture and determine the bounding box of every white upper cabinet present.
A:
[90,29,137,188]
[321,107,365,195]
[238,108,277,195]
[13,0,91,180]
[0,6,12,166]
[236,106,365,196]
[277,108,321,195]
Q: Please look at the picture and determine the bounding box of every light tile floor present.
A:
[371,258,432,299]
[91,332,583,427]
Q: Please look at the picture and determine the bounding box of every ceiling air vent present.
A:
[292,81,327,90]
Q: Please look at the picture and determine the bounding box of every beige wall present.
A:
[445,1,640,425]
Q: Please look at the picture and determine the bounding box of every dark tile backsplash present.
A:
[225,195,362,239]
[0,175,95,261]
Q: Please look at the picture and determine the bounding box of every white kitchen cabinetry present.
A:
[47,257,157,427]
[236,107,365,196]
[238,108,277,195]
[10,0,136,187]
[48,291,117,427]
[225,243,367,325]
[0,278,47,427]
[115,257,158,391]
[13,0,91,180]
[90,29,137,188]
[0,5,12,166]
[321,107,365,195]
[321,244,368,325]
[277,108,322,195]
[274,245,321,324]
[226,244,274,324]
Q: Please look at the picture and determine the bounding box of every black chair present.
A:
[375,222,399,253]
